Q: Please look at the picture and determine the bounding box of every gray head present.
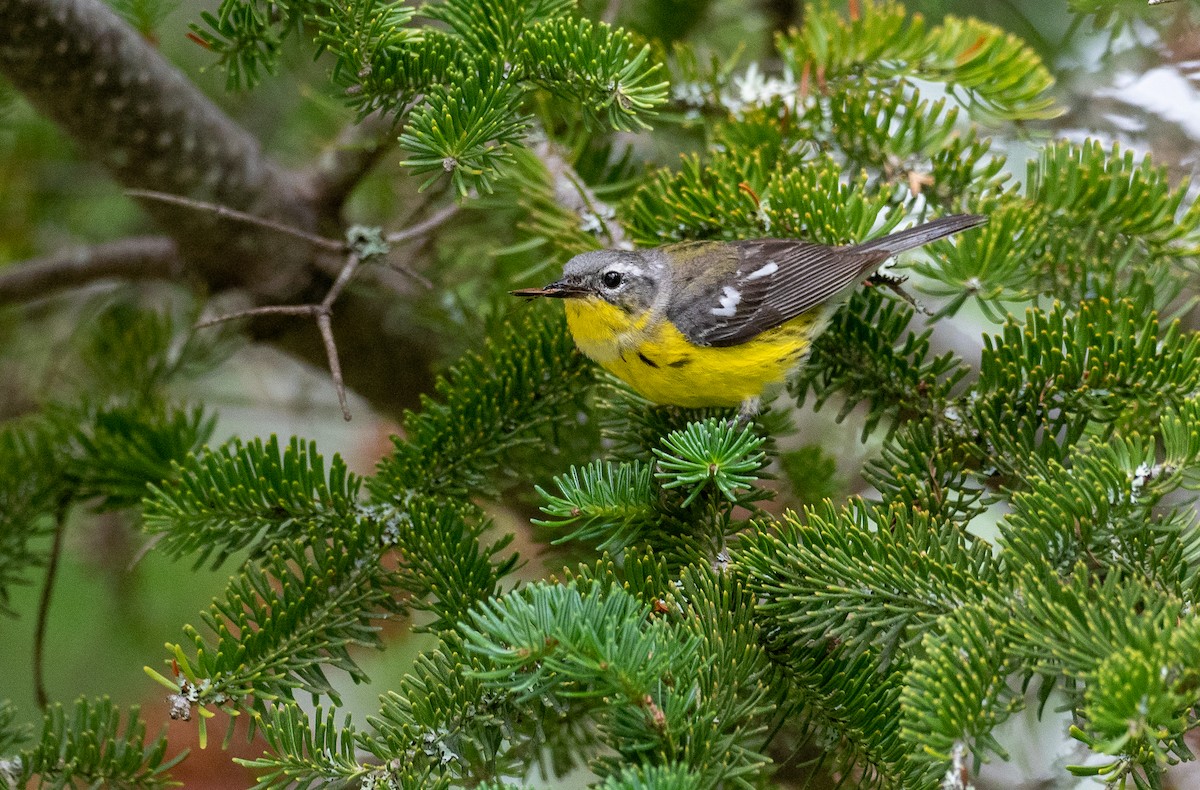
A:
[511,249,662,315]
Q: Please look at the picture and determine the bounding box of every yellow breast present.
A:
[564,297,817,408]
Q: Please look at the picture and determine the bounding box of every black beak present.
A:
[510,281,590,299]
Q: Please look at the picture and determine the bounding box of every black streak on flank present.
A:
[668,357,692,368]
[638,352,660,368]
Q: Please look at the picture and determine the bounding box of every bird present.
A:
[512,214,986,419]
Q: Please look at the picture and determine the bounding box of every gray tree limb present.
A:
[0,0,328,299]
[0,236,181,306]
[0,0,441,412]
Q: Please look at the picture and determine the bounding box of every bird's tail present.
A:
[851,214,987,257]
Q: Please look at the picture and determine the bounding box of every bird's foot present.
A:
[866,272,932,316]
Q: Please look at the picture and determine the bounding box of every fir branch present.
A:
[592,380,749,463]
[371,310,596,502]
[463,582,682,700]
[1029,140,1200,256]
[237,705,368,790]
[143,436,361,568]
[911,197,1047,319]
[761,156,905,244]
[75,301,239,404]
[863,419,986,521]
[564,545,783,770]
[159,493,517,763]
[398,63,530,195]
[331,30,464,119]
[535,418,771,561]
[533,140,630,251]
[899,603,1018,775]
[926,15,1059,120]
[190,0,311,90]
[623,148,781,244]
[778,0,1059,121]
[1075,618,1200,779]
[0,699,28,762]
[7,697,183,788]
[565,547,682,615]
[1011,569,1187,688]
[309,0,421,105]
[925,129,1009,208]
[535,460,661,551]
[777,0,932,85]
[595,763,710,789]
[770,645,922,788]
[461,580,773,786]
[827,87,960,175]
[653,418,766,508]
[1006,566,1200,781]
[650,565,777,781]
[736,501,995,669]
[518,17,669,132]
[975,298,1200,455]
[69,404,216,510]
[421,0,574,59]
[920,141,1200,318]
[379,497,519,632]
[152,514,405,720]
[795,288,968,437]
[499,146,608,264]
[362,642,573,785]
[1000,429,1200,594]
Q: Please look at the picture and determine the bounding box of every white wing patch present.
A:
[711,286,742,317]
[744,260,779,281]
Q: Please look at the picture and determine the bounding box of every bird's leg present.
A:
[736,396,761,426]
[865,271,932,316]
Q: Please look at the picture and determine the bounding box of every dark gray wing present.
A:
[667,238,876,348]
[665,215,987,348]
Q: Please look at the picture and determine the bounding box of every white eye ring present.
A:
[602,270,623,289]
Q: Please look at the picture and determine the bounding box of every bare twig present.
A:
[165,188,457,420]
[197,254,365,420]
[0,236,181,306]
[315,312,350,420]
[386,201,461,243]
[195,304,320,329]
[385,261,434,290]
[322,252,363,308]
[34,499,69,710]
[128,189,345,253]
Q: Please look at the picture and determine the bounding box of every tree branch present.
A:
[0,0,320,299]
[0,0,445,416]
[0,236,181,306]
[34,500,69,710]
[386,202,461,244]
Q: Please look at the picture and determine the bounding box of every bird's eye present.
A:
[602,270,623,289]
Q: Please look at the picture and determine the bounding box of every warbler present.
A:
[513,214,986,417]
